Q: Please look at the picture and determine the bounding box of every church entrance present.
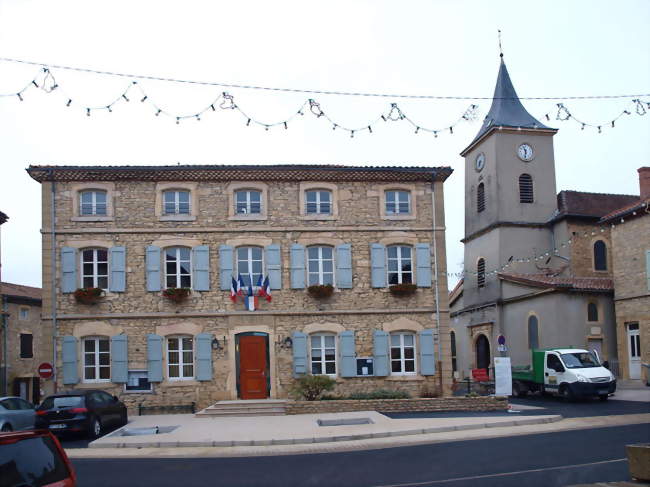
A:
[475,334,491,370]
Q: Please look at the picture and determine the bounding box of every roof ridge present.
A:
[559,189,638,198]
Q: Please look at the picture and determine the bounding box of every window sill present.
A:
[159,215,196,222]
[71,216,114,222]
[299,215,338,221]
[228,215,267,221]
[385,375,423,381]
[77,381,112,388]
[164,379,199,386]
[381,215,416,221]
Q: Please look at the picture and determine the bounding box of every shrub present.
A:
[307,284,334,299]
[347,389,410,400]
[291,375,336,401]
[388,283,417,297]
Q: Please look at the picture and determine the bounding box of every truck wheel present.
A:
[513,381,528,398]
[598,394,609,401]
[559,384,575,402]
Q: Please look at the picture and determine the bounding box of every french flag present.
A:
[244,281,258,311]
[237,274,245,296]
[262,276,271,302]
[230,276,238,302]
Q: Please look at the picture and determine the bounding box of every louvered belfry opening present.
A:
[477,258,486,288]
[519,174,534,203]
[477,183,485,212]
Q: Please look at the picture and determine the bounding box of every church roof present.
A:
[553,190,639,221]
[498,273,613,292]
[461,58,555,155]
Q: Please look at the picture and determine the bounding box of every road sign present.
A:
[497,335,506,345]
[38,362,54,379]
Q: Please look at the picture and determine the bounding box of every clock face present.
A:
[518,143,534,161]
[475,153,485,172]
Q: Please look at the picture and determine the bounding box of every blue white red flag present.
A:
[244,281,258,311]
[262,275,271,302]
[237,274,245,296]
[230,276,238,302]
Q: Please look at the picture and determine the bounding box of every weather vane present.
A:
[498,29,504,58]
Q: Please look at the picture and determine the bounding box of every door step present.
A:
[196,400,287,417]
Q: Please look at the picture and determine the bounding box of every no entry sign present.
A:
[38,362,54,379]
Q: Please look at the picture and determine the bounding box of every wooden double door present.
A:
[238,335,269,399]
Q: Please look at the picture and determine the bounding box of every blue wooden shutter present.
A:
[195,333,213,381]
[147,334,163,382]
[62,336,79,384]
[145,246,161,292]
[265,244,282,290]
[416,243,432,288]
[336,244,353,289]
[219,245,234,291]
[192,245,210,291]
[109,246,126,292]
[292,331,308,377]
[339,331,356,377]
[61,247,77,293]
[373,330,389,376]
[111,334,128,383]
[419,329,436,375]
[370,243,386,288]
[290,244,306,289]
[646,250,650,291]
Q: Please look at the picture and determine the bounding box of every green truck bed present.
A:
[511,349,547,384]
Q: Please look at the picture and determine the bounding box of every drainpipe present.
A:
[49,169,58,392]
[431,173,443,392]
[1,295,8,396]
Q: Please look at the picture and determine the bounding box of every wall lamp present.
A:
[277,336,293,350]
[212,336,227,350]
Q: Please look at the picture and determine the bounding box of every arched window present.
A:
[450,331,457,374]
[477,183,485,213]
[594,240,607,271]
[477,258,486,288]
[519,174,534,203]
[528,315,539,349]
[587,302,599,322]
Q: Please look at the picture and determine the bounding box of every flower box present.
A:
[388,283,417,297]
[74,287,104,305]
[162,287,191,303]
[307,284,334,299]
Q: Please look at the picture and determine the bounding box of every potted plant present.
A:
[162,287,191,303]
[389,283,417,297]
[74,287,104,305]
[307,284,334,299]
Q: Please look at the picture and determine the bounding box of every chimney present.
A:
[639,167,650,200]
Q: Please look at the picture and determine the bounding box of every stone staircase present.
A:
[195,399,287,417]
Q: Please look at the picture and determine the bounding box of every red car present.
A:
[0,429,76,486]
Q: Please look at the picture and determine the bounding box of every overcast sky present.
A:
[0,0,648,291]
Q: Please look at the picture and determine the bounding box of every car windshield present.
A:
[0,435,71,487]
[39,396,83,409]
[561,352,600,369]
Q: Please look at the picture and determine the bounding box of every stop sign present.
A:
[38,362,54,379]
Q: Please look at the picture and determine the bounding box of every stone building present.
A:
[27,164,453,410]
[601,168,650,383]
[448,57,638,379]
[0,282,45,403]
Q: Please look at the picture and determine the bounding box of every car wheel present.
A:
[88,416,102,439]
[1,423,12,432]
[599,394,609,401]
[513,381,528,398]
[559,384,575,402]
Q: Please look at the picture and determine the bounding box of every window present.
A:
[19,333,33,358]
[450,331,457,374]
[477,183,485,212]
[587,302,599,322]
[80,190,107,216]
[385,190,411,215]
[163,190,190,215]
[387,245,412,285]
[81,248,109,289]
[594,240,607,271]
[305,190,332,215]
[235,190,262,215]
[125,370,152,392]
[19,307,29,320]
[83,337,110,382]
[528,315,539,349]
[237,246,264,287]
[390,332,416,375]
[477,258,486,288]
[165,247,191,288]
[519,174,534,203]
[167,336,194,380]
[310,334,336,376]
[307,246,334,286]
[546,353,562,370]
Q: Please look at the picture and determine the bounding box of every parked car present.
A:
[35,389,128,438]
[0,396,36,432]
[0,429,76,487]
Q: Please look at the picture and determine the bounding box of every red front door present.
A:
[239,335,269,399]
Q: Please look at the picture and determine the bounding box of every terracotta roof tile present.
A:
[554,191,638,220]
[448,278,464,306]
[1,282,42,301]
[599,198,650,223]
[498,273,613,292]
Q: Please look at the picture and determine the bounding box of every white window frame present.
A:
[163,190,191,215]
[82,336,111,383]
[385,190,411,215]
[236,246,264,288]
[390,332,417,376]
[307,246,335,286]
[79,190,107,216]
[167,336,194,381]
[235,190,262,215]
[124,370,153,393]
[164,247,192,289]
[81,248,109,290]
[305,190,332,215]
[18,307,29,321]
[310,333,337,377]
[387,245,413,285]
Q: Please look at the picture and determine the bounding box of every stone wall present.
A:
[567,221,613,278]
[285,396,508,415]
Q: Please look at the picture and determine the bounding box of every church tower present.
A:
[459,57,558,308]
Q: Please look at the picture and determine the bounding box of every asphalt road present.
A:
[71,424,650,487]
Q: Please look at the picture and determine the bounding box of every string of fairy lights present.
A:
[0,59,648,137]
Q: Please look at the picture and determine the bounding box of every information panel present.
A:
[494,357,512,396]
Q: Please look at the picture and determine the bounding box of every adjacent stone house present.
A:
[27,165,453,410]
[601,168,650,383]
